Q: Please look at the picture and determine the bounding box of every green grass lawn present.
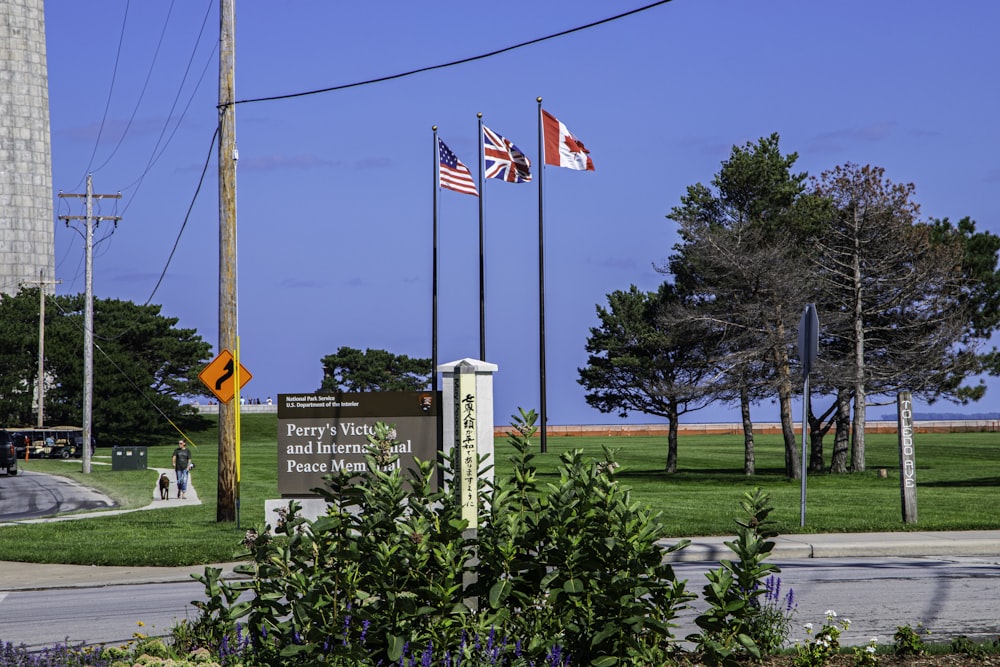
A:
[1,413,996,566]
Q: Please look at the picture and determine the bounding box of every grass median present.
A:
[0,413,996,566]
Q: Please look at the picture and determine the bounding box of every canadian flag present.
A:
[542,110,595,171]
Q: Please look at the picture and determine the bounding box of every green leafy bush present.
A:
[852,637,880,667]
[690,487,784,665]
[475,409,693,665]
[893,623,927,656]
[744,575,796,655]
[185,411,693,666]
[792,611,849,667]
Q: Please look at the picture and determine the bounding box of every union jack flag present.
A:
[483,125,531,183]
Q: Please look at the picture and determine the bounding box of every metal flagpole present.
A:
[477,113,486,361]
[536,98,548,453]
[432,127,440,389]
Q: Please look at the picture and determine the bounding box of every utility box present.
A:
[111,446,147,471]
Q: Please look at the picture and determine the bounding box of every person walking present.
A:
[171,439,192,499]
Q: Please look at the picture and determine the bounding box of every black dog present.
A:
[159,473,171,500]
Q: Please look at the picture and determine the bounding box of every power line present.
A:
[91,0,179,174]
[62,1,674,324]
[119,1,217,211]
[226,0,674,108]
[73,0,131,191]
[142,124,220,307]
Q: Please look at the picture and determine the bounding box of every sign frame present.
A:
[276,391,440,497]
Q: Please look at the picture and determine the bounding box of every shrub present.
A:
[792,610,850,667]
[475,409,693,665]
[893,623,927,656]
[744,575,796,654]
[948,634,1000,659]
[852,637,880,667]
[184,410,693,666]
[690,487,784,665]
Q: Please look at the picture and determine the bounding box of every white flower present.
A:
[825,609,837,617]
[866,645,877,654]
[804,622,814,631]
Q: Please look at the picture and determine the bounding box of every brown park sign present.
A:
[276,392,440,496]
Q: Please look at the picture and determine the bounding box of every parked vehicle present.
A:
[0,429,18,475]
[4,427,93,460]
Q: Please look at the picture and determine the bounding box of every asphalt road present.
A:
[0,470,116,520]
[0,579,205,651]
[2,556,999,652]
[2,471,999,653]
[672,555,1000,648]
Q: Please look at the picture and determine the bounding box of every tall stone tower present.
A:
[0,0,55,295]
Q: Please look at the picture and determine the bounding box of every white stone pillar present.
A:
[438,358,497,526]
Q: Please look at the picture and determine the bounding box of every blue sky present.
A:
[44,1,1000,425]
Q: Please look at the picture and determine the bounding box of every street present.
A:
[2,556,999,652]
[0,470,115,520]
[672,556,1000,648]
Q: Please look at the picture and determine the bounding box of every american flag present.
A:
[438,139,478,196]
[483,125,531,183]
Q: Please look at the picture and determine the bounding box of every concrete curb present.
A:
[659,530,1000,562]
[0,560,244,592]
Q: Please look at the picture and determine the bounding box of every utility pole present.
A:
[21,269,62,428]
[217,0,239,522]
[59,175,121,474]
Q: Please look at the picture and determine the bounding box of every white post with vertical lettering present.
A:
[897,391,918,524]
[439,358,497,521]
[439,358,497,611]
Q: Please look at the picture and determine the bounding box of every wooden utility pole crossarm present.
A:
[59,175,121,475]
[21,270,62,429]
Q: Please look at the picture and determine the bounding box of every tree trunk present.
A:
[850,207,867,472]
[773,325,799,479]
[830,388,851,473]
[666,400,679,473]
[741,385,755,476]
[850,388,867,472]
[808,411,825,473]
